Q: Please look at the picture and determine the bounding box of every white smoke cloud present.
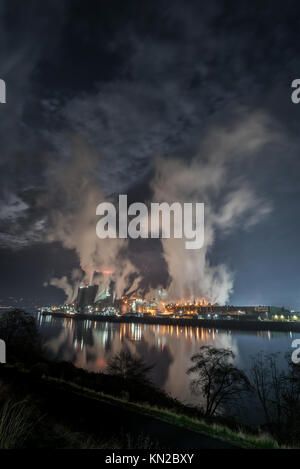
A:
[43,276,73,303]
[42,137,139,299]
[42,113,275,305]
[151,112,275,304]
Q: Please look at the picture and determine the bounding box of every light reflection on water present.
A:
[37,314,300,421]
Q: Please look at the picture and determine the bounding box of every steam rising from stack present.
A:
[44,112,274,305]
[43,137,139,299]
[151,113,273,304]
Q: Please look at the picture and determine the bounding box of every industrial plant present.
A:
[40,281,297,322]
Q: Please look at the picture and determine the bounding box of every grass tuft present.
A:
[0,400,33,449]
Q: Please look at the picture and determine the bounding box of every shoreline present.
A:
[41,311,300,333]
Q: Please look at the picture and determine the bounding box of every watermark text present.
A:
[96,195,204,250]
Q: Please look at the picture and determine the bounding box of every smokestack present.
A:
[89,270,94,285]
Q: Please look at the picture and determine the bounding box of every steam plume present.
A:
[151,113,274,304]
[42,137,139,300]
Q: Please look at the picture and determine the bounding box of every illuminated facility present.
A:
[42,277,295,322]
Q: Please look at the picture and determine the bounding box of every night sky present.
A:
[1,0,300,309]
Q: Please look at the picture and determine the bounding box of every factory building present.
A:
[95,280,115,306]
[76,285,98,311]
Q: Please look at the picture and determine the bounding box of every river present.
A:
[37,313,300,424]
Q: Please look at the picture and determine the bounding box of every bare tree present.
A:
[249,353,288,429]
[250,352,300,442]
[106,349,153,385]
[249,352,273,427]
[282,357,300,440]
[187,346,250,417]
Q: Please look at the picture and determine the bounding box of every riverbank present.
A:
[0,364,289,449]
[42,311,300,333]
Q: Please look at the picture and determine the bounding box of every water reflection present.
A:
[37,313,300,409]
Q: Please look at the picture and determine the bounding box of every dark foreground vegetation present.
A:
[0,309,299,449]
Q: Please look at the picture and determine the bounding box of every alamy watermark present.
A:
[0,79,6,103]
[291,339,300,364]
[0,339,6,363]
[96,195,204,250]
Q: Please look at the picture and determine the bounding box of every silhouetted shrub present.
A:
[0,309,43,365]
